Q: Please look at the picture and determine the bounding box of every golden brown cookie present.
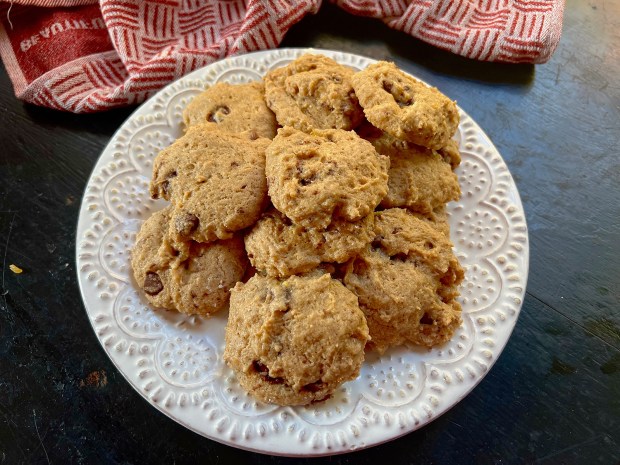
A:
[245,209,374,277]
[411,206,451,238]
[131,207,248,316]
[183,82,277,139]
[150,126,269,244]
[356,119,408,152]
[224,273,369,405]
[379,142,460,213]
[131,207,177,310]
[438,138,461,170]
[344,208,464,352]
[372,209,461,282]
[266,127,389,229]
[352,61,459,149]
[264,54,364,132]
[358,123,460,212]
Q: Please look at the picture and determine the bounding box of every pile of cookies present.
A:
[131,54,464,406]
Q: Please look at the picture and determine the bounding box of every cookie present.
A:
[245,209,374,277]
[131,207,177,310]
[352,61,459,149]
[150,126,270,244]
[131,207,248,316]
[224,273,369,405]
[183,82,277,139]
[356,119,408,152]
[358,122,460,212]
[266,127,389,229]
[344,208,463,351]
[372,208,462,283]
[264,54,364,131]
[438,138,461,170]
[379,142,460,213]
[411,206,450,238]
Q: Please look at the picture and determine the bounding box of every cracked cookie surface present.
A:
[224,273,369,405]
[264,54,364,132]
[266,126,389,229]
[344,208,464,352]
[150,126,270,245]
[183,82,277,139]
[379,141,460,213]
[131,207,248,316]
[352,61,459,149]
[245,209,374,277]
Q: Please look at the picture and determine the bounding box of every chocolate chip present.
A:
[160,171,177,198]
[300,174,316,186]
[143,272,163,295]
[266,374,286,385]
[371,235,385,250]
[160,180,170,198]
[175,213,199,236]
[207,105,230,123]
[382,80,393,92]
[302,380,326,393]
[253,360,269,375]
[420,313,434,325]
[252,360,285,384]
[392,253,409,262]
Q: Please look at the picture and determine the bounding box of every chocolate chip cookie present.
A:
[245,208,374,277]
[150,126,269,244]
[131,207,248,316]
[379,142,460,213]
[264,54,364,131]
[224,273,369,405]
[344,208,464,352]
[266,127,389,229]
[352,61,459,149]
[183,82,277,139]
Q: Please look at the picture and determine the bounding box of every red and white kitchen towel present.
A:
[0,0,565,113]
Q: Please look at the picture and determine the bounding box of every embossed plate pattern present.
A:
[76,49,529,456]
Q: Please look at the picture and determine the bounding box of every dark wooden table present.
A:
[1,2,619,464]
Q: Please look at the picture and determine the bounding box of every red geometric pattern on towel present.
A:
[0,0,564,113]
[335,0,565,64]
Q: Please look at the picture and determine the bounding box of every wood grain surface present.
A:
[0,1,619,463]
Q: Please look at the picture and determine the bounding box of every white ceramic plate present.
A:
[76,48,529,456]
